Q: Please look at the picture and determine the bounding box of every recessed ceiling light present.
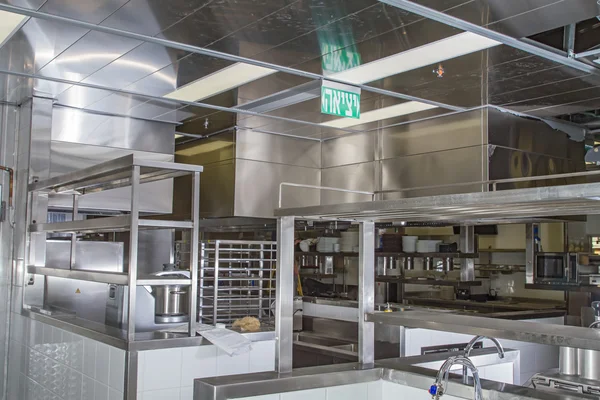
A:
[321,101,437,128]
[0,10,26,47]
[329,32,501,84]
[163,62,277,102]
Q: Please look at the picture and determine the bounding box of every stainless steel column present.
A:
[275,216,294,373]
[460,226,475,281]
[189,171,200,336]
[359,221,375,366]
[525,223,535,284]
[127,165,140,342]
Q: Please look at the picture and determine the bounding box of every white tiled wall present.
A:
[405,317,563,385]
[417,354,517,384]
[138,339,276,400]
[7,313,126,400]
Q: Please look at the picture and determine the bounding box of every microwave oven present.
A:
[535,253,577,284]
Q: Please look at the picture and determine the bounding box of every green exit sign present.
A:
[321,81,360,119]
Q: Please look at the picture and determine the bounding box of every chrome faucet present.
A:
[462,336,505,384]
[589,320,600,329]
[429,356,483,400]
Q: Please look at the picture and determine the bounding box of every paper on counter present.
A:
[199,328,253,356]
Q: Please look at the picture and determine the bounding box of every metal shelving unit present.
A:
[198,240,276,327]
[26,154,203,340]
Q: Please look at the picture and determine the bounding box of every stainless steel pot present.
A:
[154,285,189,316]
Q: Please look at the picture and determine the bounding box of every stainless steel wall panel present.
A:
[234,159,320,218]
[380,109,485,160]
[381,146,486,199]
[56,86,115,109]
[29,97,52,181]
[321,162,376,205]
[198,159,235,218]
[321,132,376,168]
[236,129,320,169]
[51,107,175,154]
[45,240,124,324]
[487,107,574,159]
[84,93,149,115]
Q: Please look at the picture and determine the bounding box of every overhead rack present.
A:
[275,182,600,223]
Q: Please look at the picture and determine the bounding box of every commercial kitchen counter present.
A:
[301,296,566,320]
[22,308,276,351]
[195,349,593,400]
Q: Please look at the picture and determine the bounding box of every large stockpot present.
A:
[154,285,189,316]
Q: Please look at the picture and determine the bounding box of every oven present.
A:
[535,253,577,284]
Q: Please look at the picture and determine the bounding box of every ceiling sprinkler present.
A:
[433,64,445,78]
[204,118,209,129]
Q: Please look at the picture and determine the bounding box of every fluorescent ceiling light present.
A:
[0,10,26,47]
[330,32,501,84]
[164,62,277,102]
[321,101,437,129]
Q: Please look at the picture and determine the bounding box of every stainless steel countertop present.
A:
[195,349,593,400]
[302,296,566,320]
[367,310,600,351]
[24,309,275,351]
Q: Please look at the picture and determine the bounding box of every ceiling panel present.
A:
[100,0,207,36]
[126,99,183,121]
[82,43,189,90]
[56,85,116,108]
[158,0,295,50]
[83,92,150,114]
[38,31,143,81]
[0,0,46,9]
[39,0,130,24]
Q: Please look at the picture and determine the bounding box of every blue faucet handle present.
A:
[429,384,438,396]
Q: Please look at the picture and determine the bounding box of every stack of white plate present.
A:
[340,231,359,252]
[402,236,418,253]
[416,240,442,253]
[316,237,340,252]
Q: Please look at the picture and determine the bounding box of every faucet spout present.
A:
[590,320,600,329]
[462,335,504,384]
[429,355,482,400]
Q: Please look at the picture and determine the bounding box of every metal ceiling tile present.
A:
[167,53,233,88]
[158,0,296,50]
[9,18,89,72]
[153,105,198,123]
[0,0,46,9]
[33,79,72,98]
[38,31,143,82]
[126,99,182,121]
[39,0,129,24]
[83,43,189,90]
[208,0,379,56]
[85,92,149,114]
[101,0,207,36]
[56,85,115,108]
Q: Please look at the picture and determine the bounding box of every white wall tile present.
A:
[137,351,146,392]
[142,348,183,391]
[180,386,193,400]
[142,388,181,400]
[108,387,123,400]
[237,395,280,400]
[216,348,250,376]
[82,375,94,400]
[109,347,125,392]
[281,388,326,400]
[95,380,109,400]
[95,343,110,385]
[180,345,217,388]
[367,381,382,400]
[83,338,96,378]
[481,363,513,384]
[249,341,275,373]
[518,347,537,374]
[327,383,368,400]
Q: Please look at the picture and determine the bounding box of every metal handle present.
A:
[170,290,187,295]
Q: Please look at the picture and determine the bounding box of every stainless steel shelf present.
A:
[30,216,193,233]
[367,310,600,351]
[29,154,204,194]
[28,266,128,285]
[375,276,482,287]
[28,266,193,286]
[276,182,600,223]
